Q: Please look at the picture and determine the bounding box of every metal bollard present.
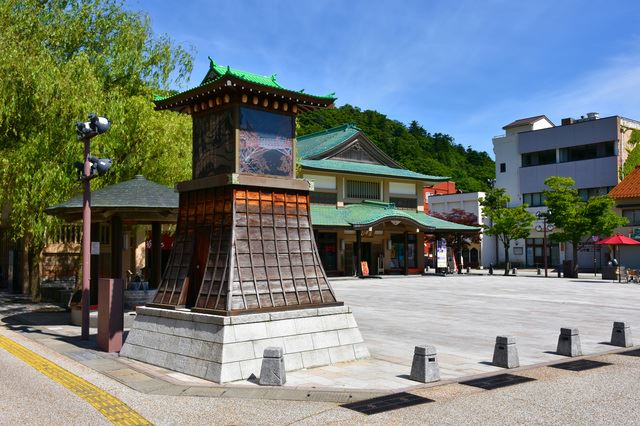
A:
[611,322,633,347]
[557,328,582,357]
[492,335,519,368]
[409,345,440,383]
[537,268,541,275]
[512,267,517,275]
[489,264,494,275]
[259,347,286,386]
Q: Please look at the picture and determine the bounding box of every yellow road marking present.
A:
[0,334,152,426]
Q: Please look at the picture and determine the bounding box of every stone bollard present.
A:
[512,267,517,275]
[611,322,633,348]
[492,336,519,368]
[409,345,440,383]
[557,328,582,357]
[537,268,541,275]
[489,264,494,275]
[259,347,286,386]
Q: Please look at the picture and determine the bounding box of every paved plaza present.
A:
[338,273,640,375]
[2,273,640,424]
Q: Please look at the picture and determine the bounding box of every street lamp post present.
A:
[536,211,554,278]
[75,114,111,340]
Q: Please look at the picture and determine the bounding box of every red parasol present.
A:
[596,234,640,282]
[595,234,640,246]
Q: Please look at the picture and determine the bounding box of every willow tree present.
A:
[0,0,194,298]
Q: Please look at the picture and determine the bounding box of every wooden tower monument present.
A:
[121,59,368,382]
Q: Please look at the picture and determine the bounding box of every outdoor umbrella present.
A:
[596,234,640,282]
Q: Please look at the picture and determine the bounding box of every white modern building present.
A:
[428,191,498,268]
[493,113,640,270]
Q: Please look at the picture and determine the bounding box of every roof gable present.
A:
[298,124,401,167]
[610,166,640,199]
[502,115,554,130]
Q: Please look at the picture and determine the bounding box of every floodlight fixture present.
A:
[88,155,112,177]
[76,113,110,141]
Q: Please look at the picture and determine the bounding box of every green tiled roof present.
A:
[156,57,336,104]
[301,159,449,182]
[46,175,178,212]
[297,124,361,159]
[203,58,284,89]
[310,201,479,232]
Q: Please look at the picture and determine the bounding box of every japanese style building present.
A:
[299,124,478,276]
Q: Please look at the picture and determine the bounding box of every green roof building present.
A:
[297,124,478,276]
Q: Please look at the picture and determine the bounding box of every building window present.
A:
[499,163,506,173]
[523,192,546,207]
[559,141,614,163]
[577,186,613,201]
[310,191,337,205]
[345,179,381,200]
[522,149,556,167]
[390,197,417,209]
[623,209,640,226]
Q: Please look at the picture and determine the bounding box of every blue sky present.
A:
[126,0,640,157]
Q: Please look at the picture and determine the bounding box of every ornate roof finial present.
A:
[271,73,277,82]
[299,89,305,93]
[207,56,216,68]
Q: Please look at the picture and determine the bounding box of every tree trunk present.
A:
[503,242,511,275]
[21,234,30,295]
[28,241,42,302]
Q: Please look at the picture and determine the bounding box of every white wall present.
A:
[428,192,498,268]
[493,134,521,206]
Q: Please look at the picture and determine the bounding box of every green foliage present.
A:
[0,0,193,250]
[297,105,495,192]
[621,129,640,179]
[479,187,535,273]
[544,176,626,244]
[543,176,626,276]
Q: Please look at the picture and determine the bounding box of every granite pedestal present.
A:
[120,305,369,383]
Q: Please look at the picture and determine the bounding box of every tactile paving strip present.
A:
[0,335,151,425]
[341,392,434,415]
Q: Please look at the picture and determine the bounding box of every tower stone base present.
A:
[120,305,369,383]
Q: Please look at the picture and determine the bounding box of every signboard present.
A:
[239,107,293,177]
[436,239,447,268]
[360,261,369,277]
[91,242,100,255]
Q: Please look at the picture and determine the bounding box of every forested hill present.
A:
[297,104,495,192]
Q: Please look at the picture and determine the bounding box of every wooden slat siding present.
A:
[300,193,324,303]
[153,191,193,306]
[260,191,277,307]
[231,190,247,310]
[295,192,316,303]
[269,190,289,307]
[204,189,225,310]
[245,190,261,308]
[156,185,339,313]
[282,191,304,305]
[292,192,312,304]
